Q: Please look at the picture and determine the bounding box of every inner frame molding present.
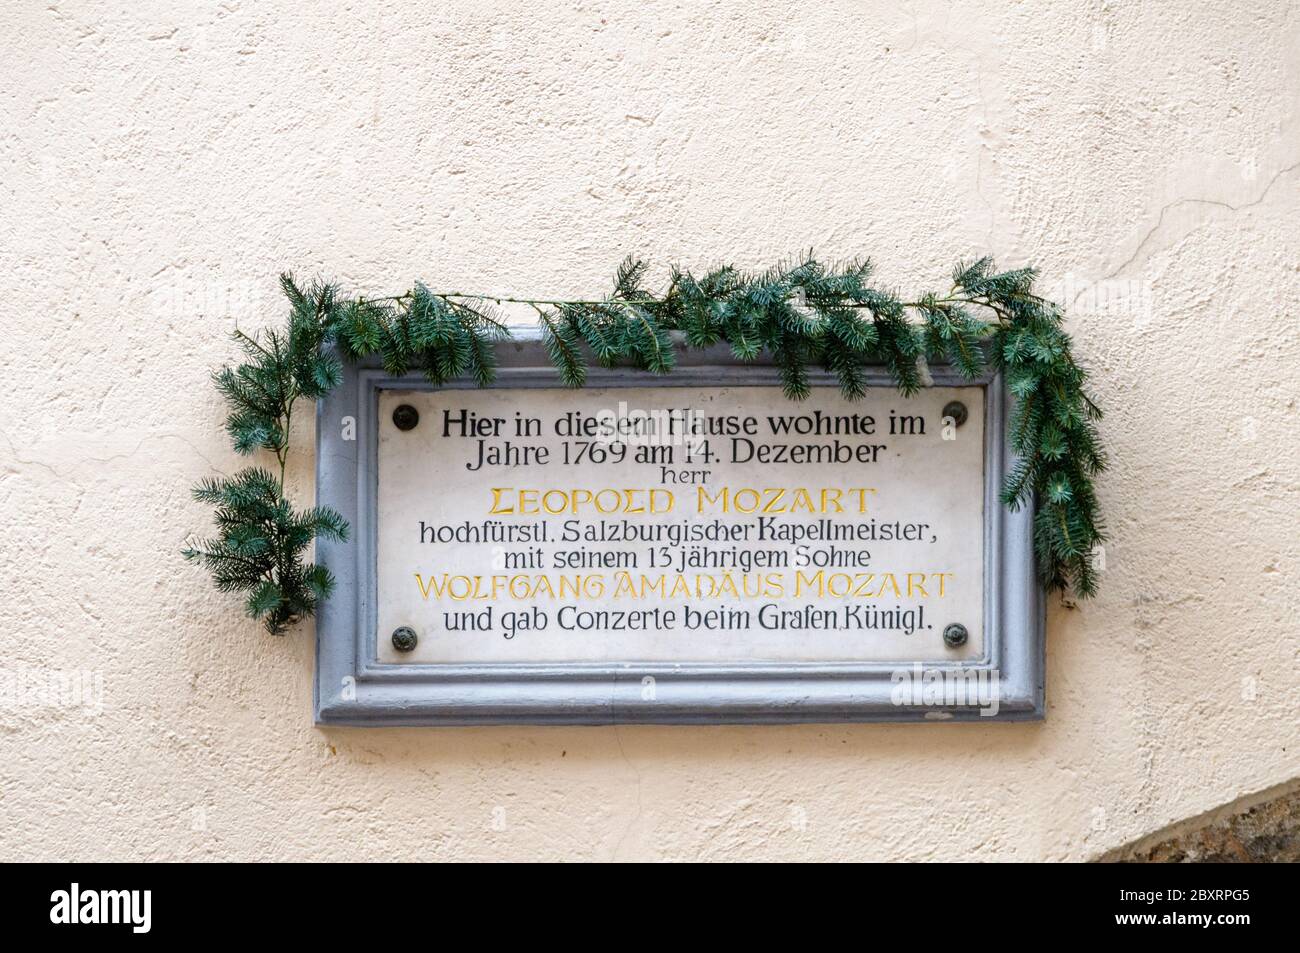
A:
[313,335,1044,725]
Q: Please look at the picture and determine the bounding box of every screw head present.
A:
[942,623,968,648]
[942,401,968,428]
[391,626,418,652]
[392,404,419,431]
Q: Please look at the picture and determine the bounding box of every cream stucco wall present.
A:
[3,1,1298,861]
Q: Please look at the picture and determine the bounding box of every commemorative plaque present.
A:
[314,339,1043,724]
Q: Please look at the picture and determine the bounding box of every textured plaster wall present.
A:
[2,1,1298,862]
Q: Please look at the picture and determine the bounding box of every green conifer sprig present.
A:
[185,276,351,633]
[184,468,347,633]
[190,256,1106,635]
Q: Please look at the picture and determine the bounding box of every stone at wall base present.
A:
[1100,780,1300,863]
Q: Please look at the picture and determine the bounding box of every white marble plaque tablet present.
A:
[375,385,985,665]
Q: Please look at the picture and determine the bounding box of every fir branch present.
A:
[189,254,1108,636]
[183,467,347,634]
[188,275,352,634]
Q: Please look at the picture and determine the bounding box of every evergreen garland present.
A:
[187,255,1106,634]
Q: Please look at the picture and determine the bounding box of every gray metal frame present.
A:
[314,334,1044,725]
